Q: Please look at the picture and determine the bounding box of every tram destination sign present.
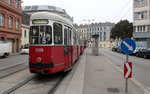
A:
[32,19,48,24]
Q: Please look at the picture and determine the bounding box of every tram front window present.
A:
[30,26,52,44]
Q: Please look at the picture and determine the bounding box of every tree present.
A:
[110,20,133,40]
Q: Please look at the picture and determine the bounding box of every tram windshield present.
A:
[30,26,52,44]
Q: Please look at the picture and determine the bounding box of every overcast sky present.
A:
[22,0,133,25]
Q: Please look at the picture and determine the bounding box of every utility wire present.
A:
[106,0,123,22]
[119,5,132,21]
[112,0,132,22]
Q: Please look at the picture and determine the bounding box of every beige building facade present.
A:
[75,22,115,48]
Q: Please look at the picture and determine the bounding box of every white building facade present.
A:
[21,24,29,47]
[133,0,150,48]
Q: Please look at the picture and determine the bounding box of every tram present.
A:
[29,12,84,74]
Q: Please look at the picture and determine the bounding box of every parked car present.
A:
[132,47,143,55]
[112,46,119,52]
[0,40,11,58]
[21,46,29,54]
[136,49,150,59]
[116,46,122,53]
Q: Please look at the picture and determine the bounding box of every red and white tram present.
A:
[29,12,83,74]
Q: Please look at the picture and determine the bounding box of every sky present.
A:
[22,0,133,25]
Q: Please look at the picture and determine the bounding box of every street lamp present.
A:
[83,19,94,41]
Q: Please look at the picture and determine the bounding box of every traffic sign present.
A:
[121,38,136,54]
[124,62,132,78]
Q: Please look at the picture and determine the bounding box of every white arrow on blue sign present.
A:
[120,38,136,54]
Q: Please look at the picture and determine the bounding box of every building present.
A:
[21,12,30,47]
[22,5,73,22]
[75,22,115,48]
[75,24,88,40]
[0,0,22,53]
[133,0,150,49]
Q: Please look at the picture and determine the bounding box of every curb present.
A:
[103,56,150,94]
[64,49,86,94]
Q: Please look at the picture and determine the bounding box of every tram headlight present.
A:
[36,57,42,63]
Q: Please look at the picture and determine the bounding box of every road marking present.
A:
[123,41,133,51]
[103,56,150,94]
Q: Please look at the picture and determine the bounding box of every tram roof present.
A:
[30,12,73,27]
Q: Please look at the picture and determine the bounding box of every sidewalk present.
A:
[9,52,21,56]
[56,48,149,94]
[83,49,144,94]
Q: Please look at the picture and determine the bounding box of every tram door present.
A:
[64,27,72,67]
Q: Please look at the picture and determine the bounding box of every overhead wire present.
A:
[109,0,132,23]
[119,5,132,21]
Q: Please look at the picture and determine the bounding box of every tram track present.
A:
[0,54,82,94]
[48,73,67,94]
[1,73,67,94]
[1,75,38,94]
[0,63,28,79]
[0,63,26,71]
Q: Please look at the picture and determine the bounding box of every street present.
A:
[1,48,150,93]
[0,54,28,69]
[100,48,150,89]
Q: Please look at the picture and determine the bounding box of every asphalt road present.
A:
[0,54,28,69]
[100,48,150,90]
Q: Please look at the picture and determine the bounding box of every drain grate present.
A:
[107,88,119,93]
[116,65,121,66]
[95,69,104,72]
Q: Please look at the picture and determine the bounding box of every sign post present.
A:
[120,38,136,92]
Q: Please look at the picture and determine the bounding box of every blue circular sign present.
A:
[120,38,136,54]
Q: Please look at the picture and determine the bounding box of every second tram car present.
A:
[29,12,84,74]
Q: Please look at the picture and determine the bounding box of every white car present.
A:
[21,46,29,54]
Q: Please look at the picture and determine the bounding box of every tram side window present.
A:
[64,28,68,46]
[54,23,62,44]
[69,28,72,45]
[73,31,77,45]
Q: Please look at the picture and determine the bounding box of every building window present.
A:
[137,26,140,31]
[100,28,102,30]
[8,16,13,28]
[136,12,147,20]
[138,12,144,19]
[16,19,19,30]
[8,0,12,5]
[139,0,145,7]
[104,37,106,41]
[24,30,26,38]
[16,1,19,9]
[0,13,4,27]
[104,32,106,36]
[134,0,145,7]
[104,27,106,30]
[143,25,145,31]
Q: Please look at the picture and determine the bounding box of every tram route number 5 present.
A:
[41,38,47,44]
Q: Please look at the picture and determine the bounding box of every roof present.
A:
[30,12,73,27]
[22,5,66,13]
